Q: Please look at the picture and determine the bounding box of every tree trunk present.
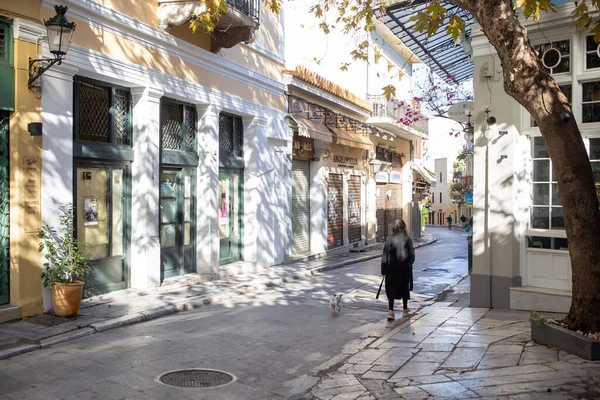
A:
[451,0,600,333]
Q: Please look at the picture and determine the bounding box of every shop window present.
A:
[160,101,197,153]
[219,113,243,158]
[590,138,600,202]
[582,81,600,123]
[75,78,131,146]
[530,85,571,127]
[534,39,570,74]
[531,137,563,229]
[527,236,568,250]
[585,35,600,70]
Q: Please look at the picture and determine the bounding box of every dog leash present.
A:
[341,275,382,296]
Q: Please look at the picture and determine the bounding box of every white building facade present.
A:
[470,3,598,311]
[283,1,429,259]
[9,0,289,314]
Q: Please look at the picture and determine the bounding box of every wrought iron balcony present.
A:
[366,95,428,140]
[158,0,260,53]
[225,0,259,22]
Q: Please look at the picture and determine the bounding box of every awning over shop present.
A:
[412,162,437,183]
[287,115,333,143]
[328,125,373,151]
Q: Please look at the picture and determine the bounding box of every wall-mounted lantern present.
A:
[28,5,76,88]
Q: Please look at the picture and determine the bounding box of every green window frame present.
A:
[219,112,244,159]
[73,77,132,147]
[160,99,197,154]
[0,19,15,112]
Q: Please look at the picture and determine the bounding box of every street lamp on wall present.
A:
[369,159,391,175]
[28,5,76,88]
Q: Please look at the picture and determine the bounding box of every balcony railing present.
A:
[453,175,473,186]
[367,95,428,133]
[226,0,260,23]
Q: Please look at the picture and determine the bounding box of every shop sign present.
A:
[292,133,314,159]
[465,192,473,204]
[389,171,402,184]
[333,154,358,168]
[375,171,388,183]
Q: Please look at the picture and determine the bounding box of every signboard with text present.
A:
[465,192,473,204]
[389,171,402,184]
[375,172,389,183]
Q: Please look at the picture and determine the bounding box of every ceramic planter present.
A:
[52,280,84,317]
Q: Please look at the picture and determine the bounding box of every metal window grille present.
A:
[161,103,183,150]
[161,103,197,153]
[219,113,243,158]
[184,106,196,153]
[0,25,6,61]
[114,89,131,145]
[78,82,109,142]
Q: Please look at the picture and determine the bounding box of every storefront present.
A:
[373,146,405,242]
[218,112,245,265]
[73,77,132,297]
[291,133,314,255]
[158,99,198,280]
[323,141,371,249]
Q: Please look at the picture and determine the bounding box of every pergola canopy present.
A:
[380,0,474,84]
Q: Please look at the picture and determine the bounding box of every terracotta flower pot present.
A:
[52,280,84,317]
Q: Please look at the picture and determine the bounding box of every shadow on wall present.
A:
[68,11,282,111]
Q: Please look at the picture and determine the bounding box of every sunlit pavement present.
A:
[0,227,487,400]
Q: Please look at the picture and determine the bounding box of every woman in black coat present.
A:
[381,219,415,320]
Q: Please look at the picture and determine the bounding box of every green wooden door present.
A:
[160,168,195,280]
[219,170,243,265]
[0,112,9,304]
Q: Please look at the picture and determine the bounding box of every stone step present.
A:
[0,305,20,324]
[509,285,571,313]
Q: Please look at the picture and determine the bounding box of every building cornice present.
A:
[54,43,284,119]
[286,77,372,119]
[40,0,286,96]
[12,18,46,43]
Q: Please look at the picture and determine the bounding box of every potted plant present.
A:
[38,203,90,317]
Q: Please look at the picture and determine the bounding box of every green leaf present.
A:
[382,84,396,101]
[446,15,466,41]
[593,22,600,43]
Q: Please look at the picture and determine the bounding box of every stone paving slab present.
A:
[0,234,437,360]
[291,275,600,400]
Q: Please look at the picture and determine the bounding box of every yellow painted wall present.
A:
[82,1,284,92]
[42,10,284,111]
[10,38,44,317]
[0,1,41,21]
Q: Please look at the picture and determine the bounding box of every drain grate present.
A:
[158,369,235,388]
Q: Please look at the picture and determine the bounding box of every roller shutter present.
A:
[292,159,310,254]
[387,183,403,235]
[347,175,361,244]
[376,183,387,242]
[327,173,343,249]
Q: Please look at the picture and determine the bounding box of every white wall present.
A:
[284,0,412,98]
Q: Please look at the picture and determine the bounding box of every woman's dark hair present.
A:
[392,219,407,234]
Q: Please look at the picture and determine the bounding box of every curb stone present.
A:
[0,235,437,360]
[40,327,96,348]
[90,313,145,332]
[0,343,40,360]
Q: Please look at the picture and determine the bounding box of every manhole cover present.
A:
[158,369,235,388]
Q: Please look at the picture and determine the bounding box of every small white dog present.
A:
[329,293,342,314]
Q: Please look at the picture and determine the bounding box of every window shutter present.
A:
[0,21,15,111]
